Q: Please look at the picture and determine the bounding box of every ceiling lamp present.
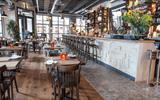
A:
[1,11,8,18]
[61,13,64,19]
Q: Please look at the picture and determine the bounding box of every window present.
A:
[36,15,50,34]
[76,18,86,33]
[27,18,33,32]
[36,15,70,40]
[52,16,70,39]
[0,10,2,36]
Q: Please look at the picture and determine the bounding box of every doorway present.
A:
[17,8,34,40]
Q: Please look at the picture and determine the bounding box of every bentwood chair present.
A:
[54,64,81,100]
[0,65,14,100]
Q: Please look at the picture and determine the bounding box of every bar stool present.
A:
[147,50,160,86]
[147,50,157,85]
[155,50,160,86]
[86,38,98,62]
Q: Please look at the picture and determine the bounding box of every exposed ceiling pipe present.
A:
[50,0,59,14]
[37,12,81,17]
[70,0,90,13]
[36,0,39,12]
[75,0,100,14]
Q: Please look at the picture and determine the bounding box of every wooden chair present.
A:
[54,64,81,100]
[0,65,14,100]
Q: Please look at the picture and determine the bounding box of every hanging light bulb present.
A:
[61,13,64,19]
[98,16,102,22]
[87,19,90,23]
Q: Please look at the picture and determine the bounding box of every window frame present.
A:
[0,9,3,36]
[76,17,86,32]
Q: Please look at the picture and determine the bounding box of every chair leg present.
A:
[7,87,11,100]
[70,87,73,99]
[11,82,14,100]
[76,85,79,100]
[14,78,19,93]
[54,84,57,100]
[58,85,61,100]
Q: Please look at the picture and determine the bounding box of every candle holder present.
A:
[9,44,14,48]
[51,42,54,49]
[60,52,67,60]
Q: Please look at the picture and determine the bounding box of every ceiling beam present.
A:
[75,0,100,14]
[48,0,54,12]
[36,0,39,12]
[59,0,72,12]
[70,0,91,13]
[50,0,59,14]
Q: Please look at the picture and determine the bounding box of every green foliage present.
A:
[122,10,152,35]
[7,20,20,41]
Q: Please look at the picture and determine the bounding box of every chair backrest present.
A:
[57,64,79,72]
[0,65,7,83]
[56,64,81,87]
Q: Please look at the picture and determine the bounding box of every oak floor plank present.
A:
[14,53,103,100]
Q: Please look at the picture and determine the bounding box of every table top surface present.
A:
[0,57,22,69]
[44,45,65,50]
[46,56,80,66]
[0,46,23,51]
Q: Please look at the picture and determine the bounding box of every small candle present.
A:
[10,44,14,48]
[60,53,67,60]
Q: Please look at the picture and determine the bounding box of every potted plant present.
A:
[7,20,20,41]
[122,10,152,40]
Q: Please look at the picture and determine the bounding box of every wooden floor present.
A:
[14,53,103,100]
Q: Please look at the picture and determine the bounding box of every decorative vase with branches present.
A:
[122,10,152,36]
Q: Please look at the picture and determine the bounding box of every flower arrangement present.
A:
[122,10,152,35]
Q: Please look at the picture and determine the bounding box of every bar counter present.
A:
[63,35,156,82]
[95,38,156,82]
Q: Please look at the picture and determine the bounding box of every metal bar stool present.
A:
[147,50,157,85]
[147,50,160,86]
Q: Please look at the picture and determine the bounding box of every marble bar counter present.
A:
[95,39,156,82]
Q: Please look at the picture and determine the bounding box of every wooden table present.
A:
[0,47,23,56]
[0,46,23,51]
[0,57,22,70]
[44,45,65,50]
[44,45,66,57]
[45,56,80,73]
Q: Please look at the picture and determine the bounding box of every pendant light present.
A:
[61,13,64,19]
[1,11,7,18]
